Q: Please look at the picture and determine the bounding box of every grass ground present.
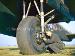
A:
[0,46,75,56]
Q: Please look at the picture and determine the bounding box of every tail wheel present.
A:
[16,16,46,55]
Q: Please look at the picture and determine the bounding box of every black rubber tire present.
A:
[16,16,45,55]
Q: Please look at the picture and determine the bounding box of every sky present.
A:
[59,21,75,34]
[0,34,17,46]
[0,21,75,46]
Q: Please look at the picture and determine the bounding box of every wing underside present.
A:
[0,0,75,37]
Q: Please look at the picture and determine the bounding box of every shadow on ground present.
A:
[9,48,19,50]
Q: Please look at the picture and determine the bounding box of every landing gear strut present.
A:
[16,0,64,55]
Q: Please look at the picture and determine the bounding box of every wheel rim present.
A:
[30,20,46,53]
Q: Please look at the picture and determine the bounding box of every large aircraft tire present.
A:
[16,16,45,55]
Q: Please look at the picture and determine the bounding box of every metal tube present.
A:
[40,0,44,36]
[22,0,26,19]
[34,0,40,15]
[45,15,55,25]
[25,2,31,18]
[44,9,55,17]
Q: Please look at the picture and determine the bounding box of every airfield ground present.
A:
[0,46,75,56]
